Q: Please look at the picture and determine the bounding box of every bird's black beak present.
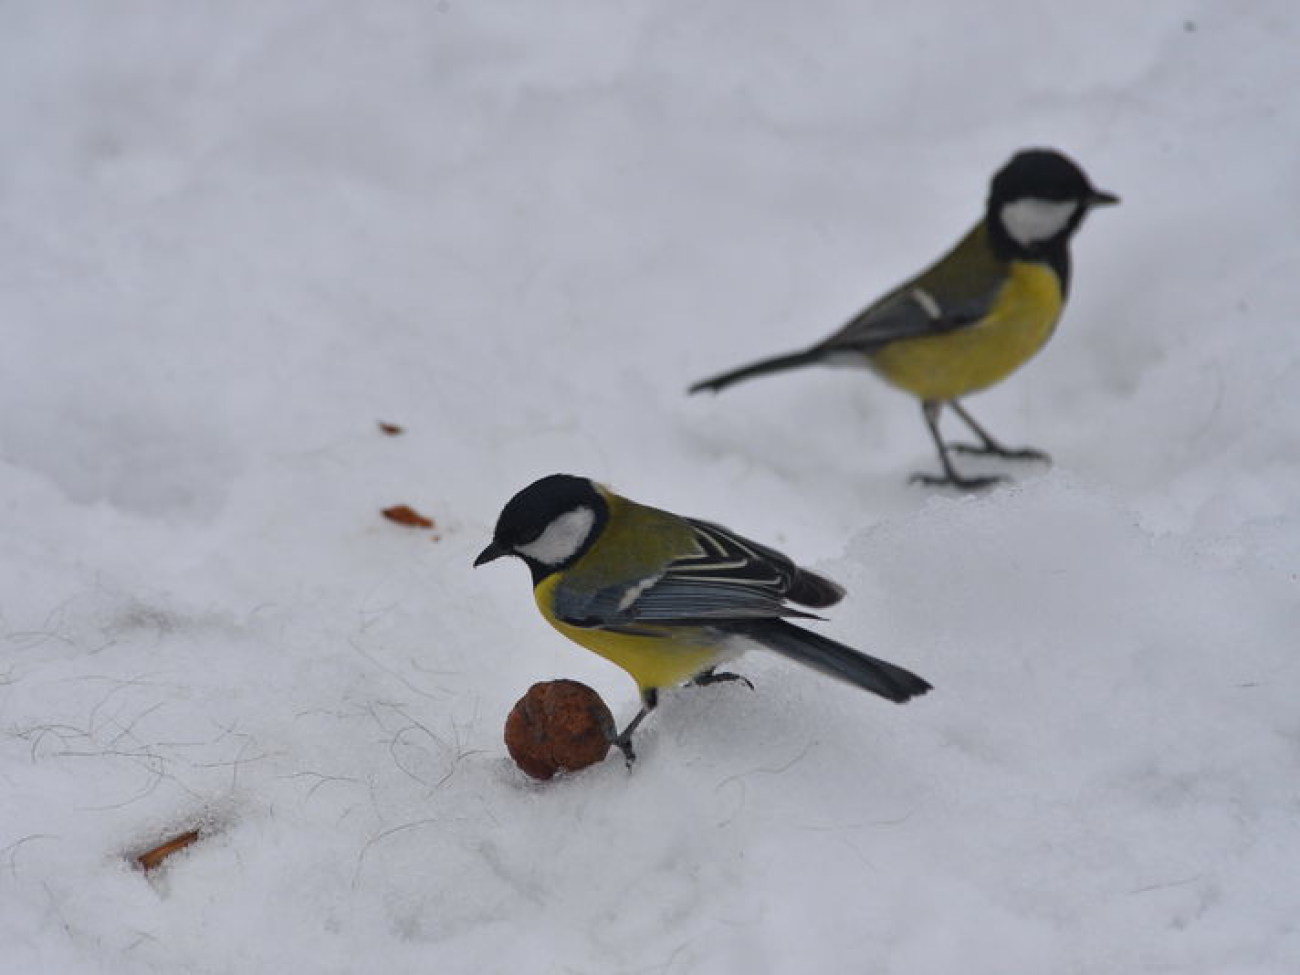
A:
[474,541,507,567]
[1089,189,1120,207]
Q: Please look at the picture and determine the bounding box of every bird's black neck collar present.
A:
[987,210,1074,297]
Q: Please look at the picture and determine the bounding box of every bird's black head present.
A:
[474,474,609,583]
[987,148,1119,257]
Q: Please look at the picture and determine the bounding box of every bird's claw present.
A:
[948,442,1051,463]
[692,669,755,691]
[909,471,1008,492]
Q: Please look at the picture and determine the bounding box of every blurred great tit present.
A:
[690,148,1119,490]
[475,474,931,763]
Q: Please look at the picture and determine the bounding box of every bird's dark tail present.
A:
[729,619,932,703]
[689,349,827,394]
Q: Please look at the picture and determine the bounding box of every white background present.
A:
[3,2,1298,972]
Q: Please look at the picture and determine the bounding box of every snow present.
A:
[3,1,1299,972]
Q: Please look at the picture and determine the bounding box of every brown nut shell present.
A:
[504,680,615,780]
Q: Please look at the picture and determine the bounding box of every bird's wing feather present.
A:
[553,519,841,627]
[819,284,992,350]
[817,223,1008,351]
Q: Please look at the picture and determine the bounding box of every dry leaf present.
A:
[382,504,435,529]
[137,829,201,872]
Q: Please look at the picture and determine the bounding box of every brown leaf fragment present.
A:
[136,829,201,872]
[382,504,435,529]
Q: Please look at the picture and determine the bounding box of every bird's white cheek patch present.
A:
[517,506,596,565]
[1000,198,1078,246]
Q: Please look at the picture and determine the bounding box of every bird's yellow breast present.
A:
[533,574,723,694]
[868,261,1064,402]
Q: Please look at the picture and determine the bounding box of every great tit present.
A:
[475,474,931,763]
[690,148,1119,490]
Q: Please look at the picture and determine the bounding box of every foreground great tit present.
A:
[690,148,1119,490]
[475,474,931,763]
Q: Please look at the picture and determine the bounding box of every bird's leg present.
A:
[910,400,1006,491]
[947,400,1050,462]
[610,688,657,767]
[691,666,755,691]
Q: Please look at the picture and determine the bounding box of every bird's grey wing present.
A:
[554,519,842,627]
[817,278,997,352]
[817,223,1012,351]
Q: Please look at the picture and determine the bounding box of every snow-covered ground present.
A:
[3,2,1298,972]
